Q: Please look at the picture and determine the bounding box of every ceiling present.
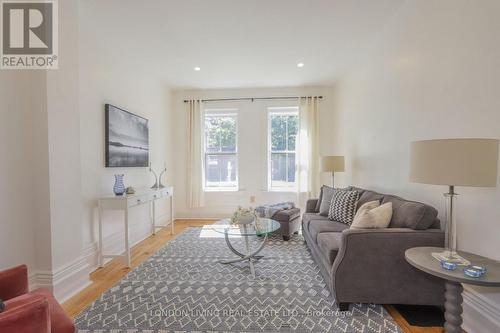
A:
[79,0,405,89]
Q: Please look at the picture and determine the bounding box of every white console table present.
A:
[97,186,174,268]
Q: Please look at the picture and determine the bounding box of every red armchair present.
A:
[0,265,75,333]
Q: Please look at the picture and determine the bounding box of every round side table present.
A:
[405,247,500,333]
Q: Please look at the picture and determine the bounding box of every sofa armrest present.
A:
[0,294,50,333]
[0,265,28,301]
[306,199,319,213]
[332,228,445,305]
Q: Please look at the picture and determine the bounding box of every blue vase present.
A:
[113,174,125,195]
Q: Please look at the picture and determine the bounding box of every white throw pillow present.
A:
[353,200,380,220]
[350,202,393,229]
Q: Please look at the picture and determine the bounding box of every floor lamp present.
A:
[321,156,345,188]
[410,138,498,265]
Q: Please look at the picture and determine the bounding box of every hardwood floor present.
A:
[62,219,444,333]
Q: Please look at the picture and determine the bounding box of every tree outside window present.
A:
[204,113,238,190]
[269,108,299,190]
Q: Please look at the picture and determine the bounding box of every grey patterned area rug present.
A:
[76,227,403,333]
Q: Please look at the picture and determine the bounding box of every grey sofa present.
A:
[302,186,445,310]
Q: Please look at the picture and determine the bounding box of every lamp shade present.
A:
[321,156,345,172]
[410,138,499,187]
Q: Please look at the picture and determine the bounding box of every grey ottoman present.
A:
[273,208,301,241]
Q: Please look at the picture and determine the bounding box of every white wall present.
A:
[0,0,175,302]
[30,72,53,277]
[0,60,52,288]
[0,71,37,273]
[78,73,172,265]
[172,86,335,218]
[0,0,87,300]
[79,0,173,265]
[331,1,500,331]
[42,0,88,299]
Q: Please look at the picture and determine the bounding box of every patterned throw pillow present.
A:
[328,189,360,225]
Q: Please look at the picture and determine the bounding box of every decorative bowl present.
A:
[441,261,457,271]
[471,265,487,274]
[464,267,483,278]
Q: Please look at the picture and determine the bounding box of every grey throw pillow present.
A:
[318,186,335,216]
[315,186,325,212]
[328,189,360,225]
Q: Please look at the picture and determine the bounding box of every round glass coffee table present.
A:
[210,218,281,278]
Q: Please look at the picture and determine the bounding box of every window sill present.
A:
[204,188,239,193]
[267,188,298,193]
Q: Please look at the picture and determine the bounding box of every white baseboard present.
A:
[174,213,228,220]
[463,286,500,333]
[84,215,173,272]
[175,216,219,220]
[31,254,92,302]
[26,216,174,304]
[28,272,38,291]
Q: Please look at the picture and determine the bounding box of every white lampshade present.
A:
[321,156,345,173]
[410,138,499,187]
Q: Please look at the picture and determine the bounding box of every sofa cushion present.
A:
[429,218,441,229]
[273,208,300,222]
[302,213,329,231]
[382,195,438,230]
[31,288,75,333]
[309,220,349,242]
[356,190,384,211]
[317,232,342,265]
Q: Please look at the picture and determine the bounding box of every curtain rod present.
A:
[183,96,323,103]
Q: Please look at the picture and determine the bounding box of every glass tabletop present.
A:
[209,218,281,236]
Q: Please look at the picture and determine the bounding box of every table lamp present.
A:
[410,138,498,265]
[321,156,345,188]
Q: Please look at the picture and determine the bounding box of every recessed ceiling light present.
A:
[297,62,305,68]
[194,66,201,71]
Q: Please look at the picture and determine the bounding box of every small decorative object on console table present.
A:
[158,163,167,188]
[406,247,500,333]
[410,138,498,265]
[113,174,125,195]
[149,162,159,189]
[150,162,167,189]
[321,156,344,187]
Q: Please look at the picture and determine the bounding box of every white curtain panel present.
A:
[297,96,321,202]
[186,100,205,208]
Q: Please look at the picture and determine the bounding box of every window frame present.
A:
[267,107,299,192]
[203,109,239,192]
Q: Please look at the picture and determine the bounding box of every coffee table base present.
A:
[219,231,268,278]
[444,280,463,333]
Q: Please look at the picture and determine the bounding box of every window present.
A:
[204,112,238,191]
[268,108,299,190]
